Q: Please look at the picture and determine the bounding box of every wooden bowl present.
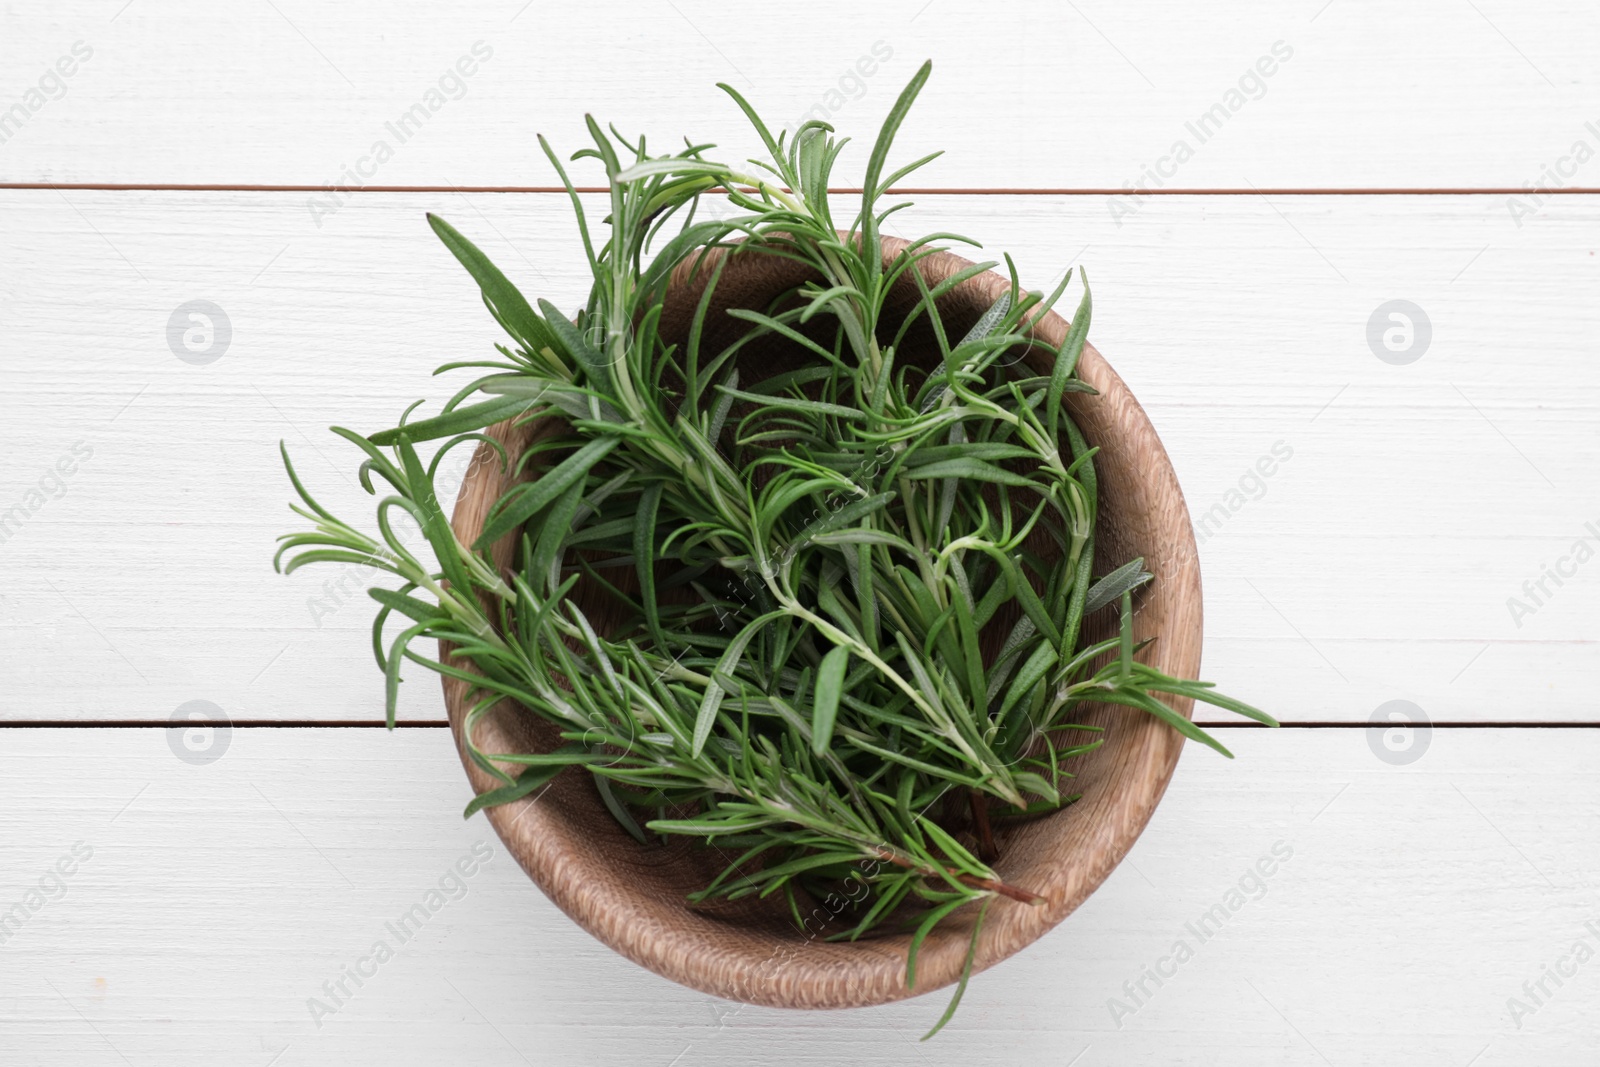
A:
[442,237,1202,1010]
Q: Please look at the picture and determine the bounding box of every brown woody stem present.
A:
[872,847,1047,907]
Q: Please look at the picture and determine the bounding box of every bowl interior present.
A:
[442,237,1202,1009]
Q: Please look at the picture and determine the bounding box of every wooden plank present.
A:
[1,190,1595,723]
[0,726,1593,1063]
[1,1,1598,189]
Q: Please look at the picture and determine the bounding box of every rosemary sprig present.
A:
[274,60,1275,1038]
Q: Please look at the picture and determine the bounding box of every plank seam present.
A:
[6,184,1600,196]
[1,721,1594,729]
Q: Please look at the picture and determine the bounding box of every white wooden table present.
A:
[3,2,1597,1063]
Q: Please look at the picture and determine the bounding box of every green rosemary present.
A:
[274,60,1274,1038]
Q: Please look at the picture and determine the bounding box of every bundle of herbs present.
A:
[274,61,1273,1035]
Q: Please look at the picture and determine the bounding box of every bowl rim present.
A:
[440,236,1203,1010]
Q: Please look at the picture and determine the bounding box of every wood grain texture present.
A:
[2,191,1594,724]
[1,1,1598,188]
[441,237,1202,1008]
[0,726,1594,1064]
